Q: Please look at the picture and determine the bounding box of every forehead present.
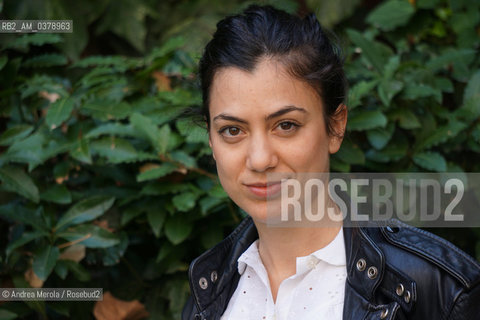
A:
[209,59,322,117]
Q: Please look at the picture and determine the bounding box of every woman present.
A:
[183,5,480,320]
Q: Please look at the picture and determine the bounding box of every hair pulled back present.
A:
[199,4,347,135]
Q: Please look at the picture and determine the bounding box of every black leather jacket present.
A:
[182,217,480,320]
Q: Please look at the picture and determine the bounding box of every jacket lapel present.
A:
[343,226,402,319]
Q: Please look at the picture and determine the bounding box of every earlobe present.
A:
[328,104,348,154]
[209,136,216,161]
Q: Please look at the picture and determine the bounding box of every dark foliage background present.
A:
[0,0,479,319]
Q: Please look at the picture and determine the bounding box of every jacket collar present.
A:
[188,217,389,319]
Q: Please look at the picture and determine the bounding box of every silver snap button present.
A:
[367,266,378,279]
[380,308,389,319]
[199,277,208,290]
[210,271,218,283]
[396,283,404,296]
[356,258,366,271]
[404,290,411,303]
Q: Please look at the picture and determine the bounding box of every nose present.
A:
[246,134,278,172]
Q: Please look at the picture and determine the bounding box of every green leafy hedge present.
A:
[0,0,479,319]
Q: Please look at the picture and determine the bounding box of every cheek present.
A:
[278,130,331,171]
[210,139,243,185]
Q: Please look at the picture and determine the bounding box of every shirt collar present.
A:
[309,227,346,267]
[237,228,346,276]
[237,239,261,275]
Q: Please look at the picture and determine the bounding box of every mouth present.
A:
[244,181,283,198]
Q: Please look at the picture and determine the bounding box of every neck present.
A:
[254,220,342,301]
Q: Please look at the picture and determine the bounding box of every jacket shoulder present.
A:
[376,221,480,289]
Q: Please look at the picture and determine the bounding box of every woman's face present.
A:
[208,58,346,222]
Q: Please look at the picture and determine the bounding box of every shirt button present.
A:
[307,256,318,269]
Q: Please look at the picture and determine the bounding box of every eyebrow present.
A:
[212,106,307,124]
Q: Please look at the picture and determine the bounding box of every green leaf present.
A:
[0,125,33,146]
[367,123,395,150]
[176,119,208,144]
[347,29,393,72]
[0,165,39,203]
[91,137,156,164]
[4,34,62,49]
[72,56,138,69]
[334,139,365,165]
[0,204,47,231]
[2,132,46,171]
[164,215,193,245]
[46,97,75,129]
[54,260,69,280]
[417,0,440,9]
[137,163,177,182]
[208,184,229,199]
[85,123,139,139]
[130,113,170,153]
[146,36,185,63]
[0,309,18,320]
[40,184,72,204]
[426,49,476,72]
[415,120,467,151]
[403,83,442,103]
[56,196,115,230]
[389,108,421,129]
[378,79,403,107]
[366,143,408,163]
[383,56,401,80]
[20,74,68,99]
[95,0,148,52]
[459,70,480,117]
[348,110,388,131]
[366,0,415,31]
[330,158,350,172]
[121,206,145,226]
[22,54,68,68]
[102,232,128,266]
[0,55,8,71]
[472,123,480,143]
[140,182,192,196]
[147,209,166,238]
[60,260,91,282]
[70,138,92,164]
[33,245,60,281]
[412,152,447,172]
[57,225,120,248]
[6,231,48,257]
[347,80,379,109]
[157,125,171,153]
[82,100,132,121]
[172,192,198,212]
[170,151,197,168]
[199,197,224,215]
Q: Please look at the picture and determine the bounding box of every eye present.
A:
[219,126,242,137]
[277,121,299,131]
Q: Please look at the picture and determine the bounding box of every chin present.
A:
[238,198,287,226]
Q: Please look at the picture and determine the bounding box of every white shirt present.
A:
[220,228,347,320]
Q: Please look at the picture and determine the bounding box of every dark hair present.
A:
[199,4,347,136]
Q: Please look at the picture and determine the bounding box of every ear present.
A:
[328,104,348,154]
[208,134,216,161]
